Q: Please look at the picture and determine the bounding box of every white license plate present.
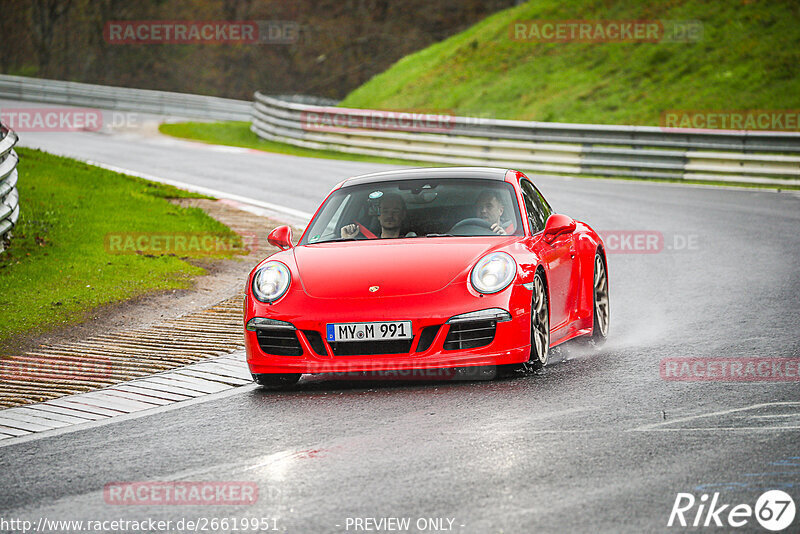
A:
[326,321,412,342]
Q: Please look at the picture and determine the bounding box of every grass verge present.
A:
[0,148,246,350]
[159,121,421,166]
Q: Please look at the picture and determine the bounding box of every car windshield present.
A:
[300,178,524,245]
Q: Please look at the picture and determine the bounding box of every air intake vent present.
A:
[443,320,496,350]
[330,340,413,356]
[415,325,441,353]
[302,330,327,356]
[256,327,303,356]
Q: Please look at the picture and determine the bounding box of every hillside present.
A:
[1,0,514,100]
[340,0,800,125]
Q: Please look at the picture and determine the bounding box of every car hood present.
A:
[293,238,515,298]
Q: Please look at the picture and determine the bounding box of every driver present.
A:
[341,193,415,239]
[475,190,513,235]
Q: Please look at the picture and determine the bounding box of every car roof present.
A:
[340,167,511,187]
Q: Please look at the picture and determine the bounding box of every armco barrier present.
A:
[1,75,796,185]
[0,121,19,253]
[0,74,251,121]
[251,92,800,186]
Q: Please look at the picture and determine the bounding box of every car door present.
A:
[520,180,576,339]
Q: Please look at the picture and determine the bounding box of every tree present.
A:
[30,0,73,72]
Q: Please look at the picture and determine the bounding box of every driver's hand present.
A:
[490,223,507,235]
[341,224,360,239]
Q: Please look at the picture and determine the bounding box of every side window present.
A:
[532,184,553,221]
[519,188,539,234]
[520,180,548,233]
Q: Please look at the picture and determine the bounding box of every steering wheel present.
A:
[448,217,494,236]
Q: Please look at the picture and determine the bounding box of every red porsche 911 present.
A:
[244,167,609,386]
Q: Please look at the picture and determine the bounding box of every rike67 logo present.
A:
[668,491,796,531]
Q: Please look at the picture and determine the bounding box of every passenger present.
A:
[341,193,416,239]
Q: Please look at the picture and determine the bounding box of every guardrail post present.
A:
[0,122,20,253]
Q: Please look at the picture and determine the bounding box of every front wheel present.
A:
[527,272,550,370]
[590,251,609,345]
[501,271,549,376]
[252,373,301,388]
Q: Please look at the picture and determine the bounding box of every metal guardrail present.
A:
[0,74,252,121]
[251,92,800,186]
[1,75,796,186]
[0,121,20,253]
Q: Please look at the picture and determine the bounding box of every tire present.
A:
[527,271,550,370]
[252,373,301,388]
[501,270,549,376]
[590,251,610,345]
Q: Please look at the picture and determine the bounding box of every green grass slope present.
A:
[0,149,244,349]
[340,0,800,125]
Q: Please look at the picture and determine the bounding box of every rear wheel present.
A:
[591,251,609,344]
[252,373,301,388]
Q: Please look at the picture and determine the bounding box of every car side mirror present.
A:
[543,214,576,243]
[267,226,293,250]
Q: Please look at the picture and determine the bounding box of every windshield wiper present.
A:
[425,233,455,238]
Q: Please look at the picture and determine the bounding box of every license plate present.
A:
[326,321,412,342]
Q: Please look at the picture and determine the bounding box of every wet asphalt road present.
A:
[1,106,799,533]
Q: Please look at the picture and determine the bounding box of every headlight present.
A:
[252,261,291,302]
[470,252,516,294]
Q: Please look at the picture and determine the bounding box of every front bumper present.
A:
[244,284,532,375]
